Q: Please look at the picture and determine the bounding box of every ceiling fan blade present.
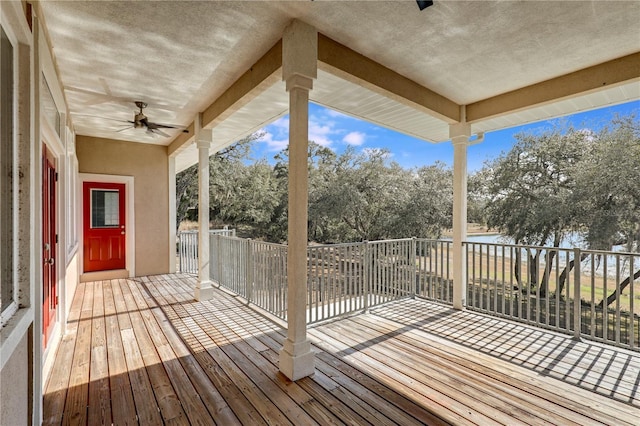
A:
[147,121,189,134]
[73,113,133,124]
[149,122,183,129]
[153,128,171,138]
[115,125,133,133]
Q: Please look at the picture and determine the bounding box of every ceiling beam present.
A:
[202,40,282,127]
[167,122,195,157]
[317,34,460,124]
[168,40,283,157]
[466,52,640,123]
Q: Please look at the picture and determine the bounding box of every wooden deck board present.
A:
[87,281,112,426]
[43,282,85,426]
[61,280,93,425]
[43,274,640,425]
[102,280,137,425]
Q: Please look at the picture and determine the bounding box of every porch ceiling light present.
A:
[417,0,434,11]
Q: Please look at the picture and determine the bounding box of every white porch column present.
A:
[168,156,177,273]
[195,125,214,301]
[451,122,471,310]
[279,20,317,381]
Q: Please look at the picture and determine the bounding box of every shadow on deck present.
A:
[44,274,639,425]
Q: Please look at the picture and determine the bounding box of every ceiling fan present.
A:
[119,101,189,137]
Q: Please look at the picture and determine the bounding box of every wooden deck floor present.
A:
[43,274,640,425]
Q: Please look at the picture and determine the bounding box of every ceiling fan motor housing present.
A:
[134,112,146,128]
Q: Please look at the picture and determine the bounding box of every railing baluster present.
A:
[472,244,477,309]
[500,246,507,315]
[630,254,635,350]
[615,254,621,345]
[574,248,581,339]
[492,246,498,312]
[603,255,608,343]
[590,252,596,339]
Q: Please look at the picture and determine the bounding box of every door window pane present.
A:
[91,189,120,228]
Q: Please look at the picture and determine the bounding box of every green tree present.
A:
[175,132,260,229]
[483,125,591,294]
[391,163,453,239]
[570,115,640,307]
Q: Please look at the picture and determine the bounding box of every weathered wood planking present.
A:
[87,281,111,426]
[43,274,640,426]
[43,282,86,426]
[61,280,94,425]
[102,280,137,425]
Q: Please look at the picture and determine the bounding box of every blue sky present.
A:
[253,100,639,172]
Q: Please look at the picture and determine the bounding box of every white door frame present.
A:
[79,173,135,278]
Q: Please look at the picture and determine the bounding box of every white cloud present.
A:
[259,131,288,152]
[309,120,335,147]
[271,117,289,130]
[261,110,363,150]
[343,131,366,146]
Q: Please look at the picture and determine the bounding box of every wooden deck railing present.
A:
[177,228,236,274]
[179,235,450,322]
[464,241,639,351]
[178,232,640,350]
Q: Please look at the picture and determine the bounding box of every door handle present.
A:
[121,231,126,235]
[45,258,55,266]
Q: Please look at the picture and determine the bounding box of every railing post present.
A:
[363,240,369,312]
[573,247,582,340]
[246,239,253,304]
[411,237,417,299]
[177,232,182,273]
[217,234,222,286]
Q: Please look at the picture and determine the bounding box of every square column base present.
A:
[279,339,315,381]
[194,280,214,301]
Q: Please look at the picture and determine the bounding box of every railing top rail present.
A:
[581,248,640,256]
[251,240,288,249]
[367,237,414,244]
[178,229,235,235]
[462,240,639,256]
[462,240,575,252]
[212,234,244,241]
[308,242,364,249]
[415,238,451,244]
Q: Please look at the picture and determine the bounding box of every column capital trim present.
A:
[283,19,318,82]
[196,128,212,149]
[449,122,471,141]
[286,74,314,92]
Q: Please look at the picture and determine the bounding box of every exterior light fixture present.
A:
[417,1,434,10]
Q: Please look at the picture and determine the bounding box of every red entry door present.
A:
[43,146,58,347]
[83,182,126,272]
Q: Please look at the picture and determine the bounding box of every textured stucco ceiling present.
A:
[39,0,640,165]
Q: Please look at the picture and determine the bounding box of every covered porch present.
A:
[44,274,639,425]
[2,2,639,424]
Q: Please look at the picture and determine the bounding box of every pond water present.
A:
[443,233,637,279]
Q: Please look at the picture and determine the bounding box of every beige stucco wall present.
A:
[0,331,30,425]
[76,136,170,276]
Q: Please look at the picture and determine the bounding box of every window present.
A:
[91,189,120,228]
[1,24,16,321]
[41,74,60,135]
[66,142,79,255]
